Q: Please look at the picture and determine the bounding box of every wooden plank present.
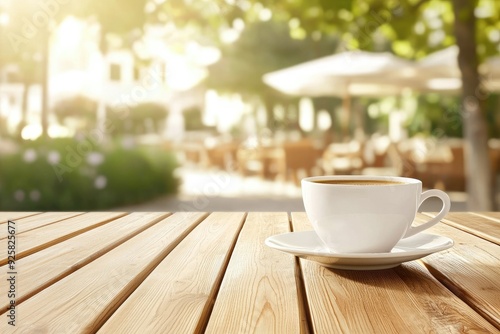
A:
[0,212,84,238]
[474,212,500,221]
[205,212,303,334]
[416,213,500,329]
[98,212,246,333]
[0,212,42,224]
[0,212,170,313]
[0,212,126,265]
[0,212,208,333]
[290,212,498,333]
[423,212,500,245]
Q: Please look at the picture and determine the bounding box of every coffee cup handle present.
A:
[403,189,451,238]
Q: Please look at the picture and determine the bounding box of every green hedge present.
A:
[0,138,178,210]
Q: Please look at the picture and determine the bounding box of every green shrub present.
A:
[106,102,168,135]
[0,138,178,210]
[53,96,98,130]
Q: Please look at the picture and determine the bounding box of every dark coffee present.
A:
[312,179,406,186]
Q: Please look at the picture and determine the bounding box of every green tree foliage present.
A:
[207,20,339,96]
[68,0,150,52]
[107,102,168,135]
[406,94,463,137]
[183,107,205,131]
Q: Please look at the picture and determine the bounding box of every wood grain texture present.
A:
[205,212,303,334]
[423,212,500,245]
[98,212,246,334]
[0,212,208,333]
[0,212,170,313]
[0,211,498,333]
[474,212,500,221]
[417,213,500,329]
[0,212,126,265]
[0,212,84,238]
[0,212,42,224]
[290,212,498,333]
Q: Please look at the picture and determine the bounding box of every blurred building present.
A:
[0,17,209,139]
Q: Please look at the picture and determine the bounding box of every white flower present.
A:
[23,149,37,163]
[14,190,25,202]
[47,151,61,165]
[30,190,41,202]
[94,175,107,189]
[86,152,105,166]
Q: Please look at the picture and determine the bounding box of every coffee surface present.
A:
[312,179,406,186]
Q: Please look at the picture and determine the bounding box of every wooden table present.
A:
[0,211,499,333]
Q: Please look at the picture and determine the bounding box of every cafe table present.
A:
[0,211,499,333]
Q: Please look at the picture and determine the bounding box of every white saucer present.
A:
[265,231,453,270]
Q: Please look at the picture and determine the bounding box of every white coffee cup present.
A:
[301,175,451,253]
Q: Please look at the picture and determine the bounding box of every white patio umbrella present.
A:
[264,47,499,98]
[263,50,416,98]
[263,48,498,139]
[416,46,462,92]
[418,46,460,76]
[417,45,500,93]
[263,50,417,138]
